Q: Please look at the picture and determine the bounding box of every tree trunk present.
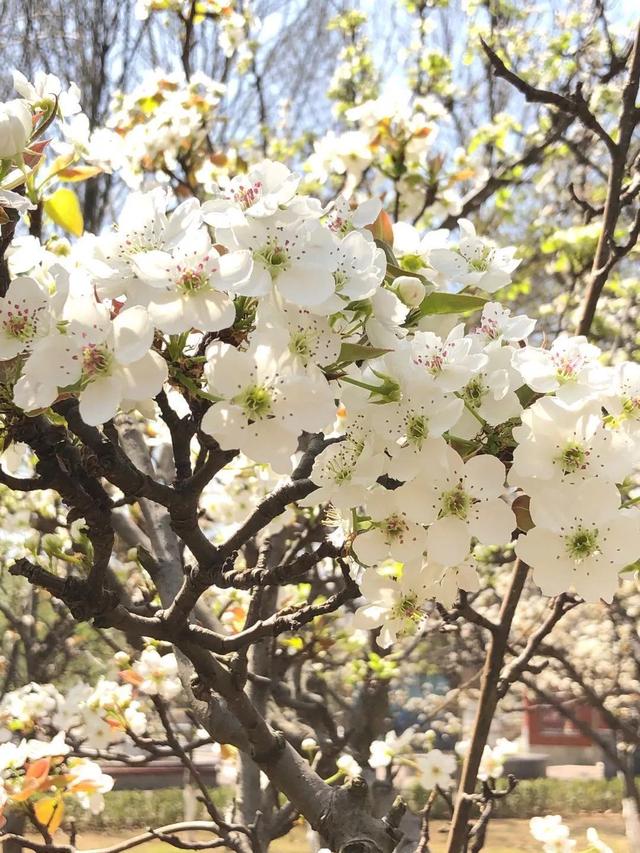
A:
[622,762,640,853]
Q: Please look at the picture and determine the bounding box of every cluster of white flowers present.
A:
[455,737,519,781]
[3,74,640,644]
[123,646,182,700]
[530,815,613,852]
[303,91,491,222]
[0,679,143,752]
[0,650,220,830]
[305,93,441,201]
[105,69,226,189]
[0,649,180,755]
[16,69,119,168]
[0,732,113,824]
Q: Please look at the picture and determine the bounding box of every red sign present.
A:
[525,700,609,747]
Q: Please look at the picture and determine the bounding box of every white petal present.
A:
[120,351,168,400]
[204,345,254,397]
[352,604,387,632]
[200,403,243,450]
[468,499,515,546]
[112,307,154,365]
[514,529,568,596]
[79,376,123,425]
[464,455,506,500]
[131,250,174,283]
[217,250,253,287]
[189,292,236,333]
[427,516,471,565]
[276,266,335,308]
[352,529,389,566]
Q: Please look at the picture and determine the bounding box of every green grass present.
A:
[66,787,232,831]
[407,776,626,819]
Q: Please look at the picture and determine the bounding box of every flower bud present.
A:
[301,737,318,753]
[42,533,63,555]
[0,99,32,159]
[46,235,71,257]
[366,208,394,244]
[394,275,426,307]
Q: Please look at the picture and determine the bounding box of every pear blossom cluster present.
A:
[303,92,492,223]
[0,734,113,827]
[305,93,442,203]
[0,645,195,829]
[3,68,640,651]
[0,70,120,236]
[530,815,613,852]
[105,70,227,189]
[0,660,237,833]
[455,737,519,782]
[0,648,180,749]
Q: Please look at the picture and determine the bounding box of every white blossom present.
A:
[515,479,640,601]
[215,216,339,310]
[410,324,488,392]
[14,303,167,425]
[509,397,632,492]
[201,341,335,473]
[429,219,520,293]
[396,446,514,565]
[353,487,429,565]
[414,749,456,789]
[130,228,250,334]
[0,99,32,158]
[512,335,610,404]
[132,648,182,700]
[352,565,433,648]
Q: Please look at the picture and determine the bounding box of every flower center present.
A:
[441,485,470,519]
[406,413,429,447]
[622,396,640,418]
[556,441,587,474]
[479,317,499,339]
[4,311,35,341]
[463,377,487,407]
[415,346,448,377]
[328,213,349,235]
[327,458,353,485]
[565,526,599,560]
[380,513,409,542]
[333,270,348,292]
[82,345,112,378]
[232,180,263,209]
[462,246,491,272]
[400,254,424,273]
[178,269,209,294]
[289,331,312,364]
[236,385,273,421]
[552,353,584,383]
[121,232,158,256]
[391,591,424,626]
[255,243,289,277]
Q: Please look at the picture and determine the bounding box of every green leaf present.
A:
[416,291,487,317]
[337,342,391,363]
[44,188,84,236]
